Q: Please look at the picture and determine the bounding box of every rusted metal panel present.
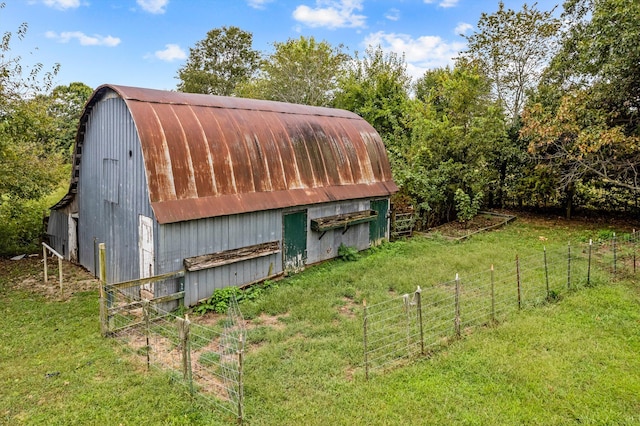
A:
[56,84,398,224]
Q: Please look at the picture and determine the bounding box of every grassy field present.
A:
[1,215,640,425]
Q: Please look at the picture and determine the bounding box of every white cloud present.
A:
[454,22,473,35]
[247,0,273,9]
[154,44,186,62]
[43,0,81,9]
[292,0,366,29]
[137,0,168,14]
[363,31,465,80]
[423,0,459,7]
[439,0,459,7]
[45,31,121,47]
[385,8,400,21]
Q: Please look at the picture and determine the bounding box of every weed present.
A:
[338,243,360,261]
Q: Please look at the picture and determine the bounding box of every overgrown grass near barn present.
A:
[2,216,640,425]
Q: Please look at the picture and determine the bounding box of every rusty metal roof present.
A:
[55,84,398,224]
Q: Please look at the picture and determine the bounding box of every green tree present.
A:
[177,26,261,96]
[47,82,93,155]
[396,65,507,227]
[0,5,66,254]
[461,1,560,126]
[521,0,640,217]
[241,36,348,107]
[333,45,411,138]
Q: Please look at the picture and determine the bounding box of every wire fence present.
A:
[103,286,246,422]
[363,231,639,378]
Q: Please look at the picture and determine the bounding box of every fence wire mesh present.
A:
[363,231,639,378]
[104,285,246,421]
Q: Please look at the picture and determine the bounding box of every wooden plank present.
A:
[107,291,185,315]
[108,270,185,290]
[310,210,378,232]
[42,242,63,259]
[184,241,281,272]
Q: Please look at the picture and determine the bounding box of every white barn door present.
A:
[138,215,154,296]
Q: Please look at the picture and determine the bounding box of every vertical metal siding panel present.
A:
[160,208,286,306]
[306,200,372,264]
[46,210,69,256]
[78,95,155,283]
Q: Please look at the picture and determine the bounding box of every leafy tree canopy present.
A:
[333,45,411,138]
[241,36,348,107]
[176,26,261,96]
[461,1,560,126]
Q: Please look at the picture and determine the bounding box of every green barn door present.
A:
[283,211,307,273]
[370,199,389,245]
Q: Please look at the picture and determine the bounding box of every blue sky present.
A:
[4,0,561,91]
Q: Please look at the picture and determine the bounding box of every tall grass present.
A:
[2,218,639,425]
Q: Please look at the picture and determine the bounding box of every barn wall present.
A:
[157,210,282,306]
[77,95,154,283]
[47,209,69,257]
[159,199,390,307]
[306,200,373,264]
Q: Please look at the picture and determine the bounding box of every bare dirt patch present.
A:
[426,211,515,240]
[337,297,359,318]
[0,256,99,301]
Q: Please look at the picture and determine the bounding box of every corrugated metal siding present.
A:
[46,209,69,257]
[77,96,155,282]
[157,210,282,306]
[306,200,372,264]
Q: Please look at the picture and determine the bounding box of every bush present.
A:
[454,189,483,224]
[338,243,359,261]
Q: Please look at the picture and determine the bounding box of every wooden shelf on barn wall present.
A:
[310,210,378,239]
[183,240,281,272]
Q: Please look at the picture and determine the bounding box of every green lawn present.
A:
[2,217,639,425]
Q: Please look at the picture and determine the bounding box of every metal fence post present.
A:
[143,300,151,371]
[613,232,617,275]
[237,333,245,425]
[490,264,495,323]
[363,299,369,381]
[454,274,461,338]
[567,242,572,290]
[516,255,521,310]
[587,239,592,286]
[544,247,549,299]
[633,230,637,274]
[416,286,424,355]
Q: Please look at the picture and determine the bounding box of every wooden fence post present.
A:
[58,256,63,294]
[178,316,193,394]
[43,245,48,284]
[99,243,108,336]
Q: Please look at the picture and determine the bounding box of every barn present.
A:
[47,84,398,306]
